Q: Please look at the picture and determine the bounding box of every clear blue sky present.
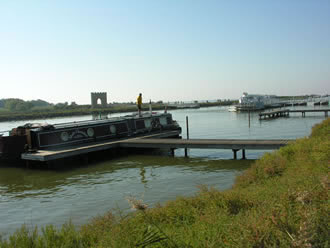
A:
[1,0,329,104]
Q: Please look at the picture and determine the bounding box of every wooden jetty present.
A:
[259,109,290,120]
[259,108,330,120]
[21,130,292,161]
[120,138,291,159]
[289,109,329,117]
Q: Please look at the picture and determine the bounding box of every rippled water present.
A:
[0,105,328,236]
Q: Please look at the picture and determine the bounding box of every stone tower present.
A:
[91,92,107,108]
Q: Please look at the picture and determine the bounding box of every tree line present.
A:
[0,98,84,112]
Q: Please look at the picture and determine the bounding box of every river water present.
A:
[0,105,328,236]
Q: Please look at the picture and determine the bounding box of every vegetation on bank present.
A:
[0,119,329,247]
[0,98,236,122]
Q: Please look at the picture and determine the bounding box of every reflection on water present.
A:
[0,105,328,236]
[0,156,251,198]
[0,155,252,236]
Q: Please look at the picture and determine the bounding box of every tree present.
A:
[29,99,51,107]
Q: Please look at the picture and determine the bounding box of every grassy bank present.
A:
[1,119,328,247]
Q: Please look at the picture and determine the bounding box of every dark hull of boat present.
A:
[30,113,179,149]
[0,135,27,161]
[0,113,181,162]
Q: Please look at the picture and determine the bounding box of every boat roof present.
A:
[35,112,171,130]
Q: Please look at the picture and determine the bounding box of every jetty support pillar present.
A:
[232,149,239,160]
[242,149,246,160]
[185,116,189,158]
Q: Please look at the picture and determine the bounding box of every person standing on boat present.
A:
[137,93,142,117]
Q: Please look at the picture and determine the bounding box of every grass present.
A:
[0,118,329,247]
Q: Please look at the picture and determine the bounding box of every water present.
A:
[0,105,328,236]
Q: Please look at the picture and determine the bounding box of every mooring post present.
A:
[248,110,251,128]
[242,149,246,160]
[185,116,189,157]
[170,148,175,156]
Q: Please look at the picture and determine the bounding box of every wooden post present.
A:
[185,116,189,157]
[248,110,250,128]
[232,149,238,160]
[242,149,246,159]
[170,148,175,156]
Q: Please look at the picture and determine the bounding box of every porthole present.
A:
[110,125,117,134]
[87,128,94,137]
[61,132,69,142]
[144,119,151,129]
[160,117,167,126]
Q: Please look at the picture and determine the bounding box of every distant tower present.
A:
[91,92,107,108]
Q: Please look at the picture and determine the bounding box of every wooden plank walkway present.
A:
[289,109,329,117]
[259,108,330,120]
[120,138,292,159]
[22,129,293,161]
[120,138,291,150]
[259,109,290,120]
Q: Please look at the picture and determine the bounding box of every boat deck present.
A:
[21,131,181,161]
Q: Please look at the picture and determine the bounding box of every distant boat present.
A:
[321,101,329,106]
[171,103,200,109]
[228,92,280,112]
[228,105,237,112]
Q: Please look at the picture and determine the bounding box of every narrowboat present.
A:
[0,112,181,162]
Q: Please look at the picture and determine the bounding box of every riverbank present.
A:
[0,101,235,122]
[0,118,328,247]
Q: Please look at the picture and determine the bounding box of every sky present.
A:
[1,0,329,104]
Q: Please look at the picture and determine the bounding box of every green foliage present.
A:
[0,223,86,248]
[1,118,329,247]
[135,225,167,247]
[30,99,52,108]
[0,99,235,122]
[0,98,52,112]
